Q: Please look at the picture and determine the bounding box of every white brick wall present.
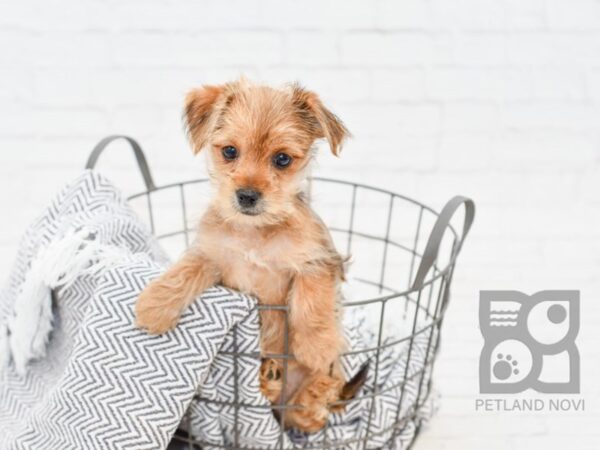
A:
[1,0,599,448]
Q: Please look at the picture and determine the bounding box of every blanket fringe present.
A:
[0,323,9,376]
[5,227,129,375]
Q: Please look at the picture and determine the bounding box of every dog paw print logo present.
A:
[479,290,580,394]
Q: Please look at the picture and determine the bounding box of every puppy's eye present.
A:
[273,152,292,169]
[222,146,238,161]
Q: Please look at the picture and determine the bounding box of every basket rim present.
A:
[126,176,461,303]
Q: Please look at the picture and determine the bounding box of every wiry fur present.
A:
[135,79,354,432]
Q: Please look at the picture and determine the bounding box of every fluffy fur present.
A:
[135,79,355,432]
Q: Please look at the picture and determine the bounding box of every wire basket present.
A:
[86,136,474,450]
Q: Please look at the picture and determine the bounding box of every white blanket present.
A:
[0,171,435,450]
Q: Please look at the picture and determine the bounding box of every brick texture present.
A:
[0,1,599,449]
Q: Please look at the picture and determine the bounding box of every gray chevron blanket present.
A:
[0,171,436,450]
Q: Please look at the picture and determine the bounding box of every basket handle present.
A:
[85,135,157,191]
[411,196,475,290]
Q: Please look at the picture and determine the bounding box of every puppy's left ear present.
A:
[292,85,350,156]
[184,84,225,154]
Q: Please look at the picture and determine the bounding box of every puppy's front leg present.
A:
[289,269,344,374]
[136,251,219,334]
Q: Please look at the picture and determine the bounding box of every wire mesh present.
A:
[124,176,466,450]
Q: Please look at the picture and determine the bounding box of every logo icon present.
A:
[479,290,580,394]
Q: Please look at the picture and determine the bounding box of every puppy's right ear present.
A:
[184,85,224,154]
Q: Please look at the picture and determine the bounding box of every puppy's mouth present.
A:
[237,206,262,216]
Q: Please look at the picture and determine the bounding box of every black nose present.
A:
[236,188,261,208]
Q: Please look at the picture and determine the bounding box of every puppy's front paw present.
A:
[285,374,343,432]
[135,281,182,335]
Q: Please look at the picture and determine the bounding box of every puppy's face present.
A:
[184,80,349,226]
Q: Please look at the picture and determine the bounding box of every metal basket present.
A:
[86,136,474,450]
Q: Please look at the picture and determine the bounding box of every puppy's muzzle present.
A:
[235,188,262,215]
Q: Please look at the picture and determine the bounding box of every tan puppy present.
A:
[135,79,353,432]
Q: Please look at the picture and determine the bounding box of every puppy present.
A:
[135,79,355,432]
